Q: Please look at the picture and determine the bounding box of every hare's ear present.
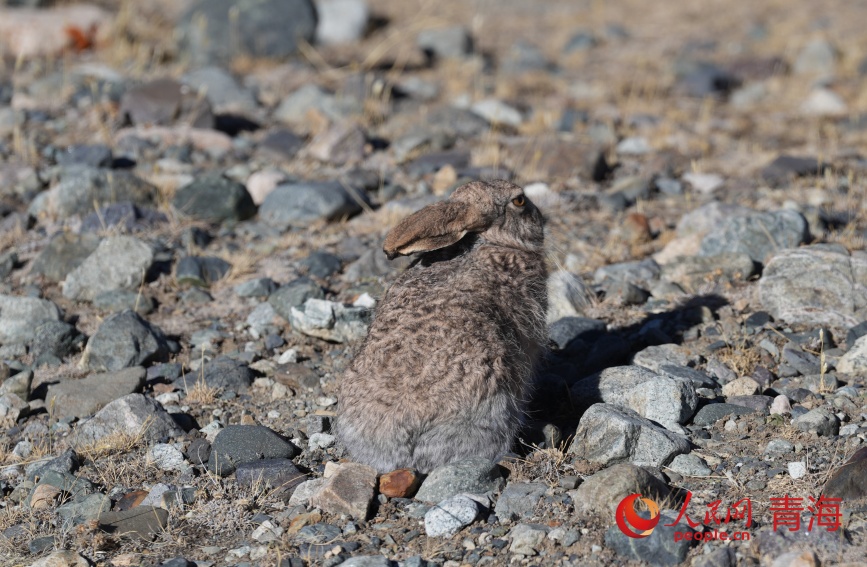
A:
[383,201,492,259]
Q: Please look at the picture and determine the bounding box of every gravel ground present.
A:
[0,0,866,566]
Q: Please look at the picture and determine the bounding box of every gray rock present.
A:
[274,84,359,128]
[699,209,808,265]
[235,459,307,496]
[315,0,369,45]
[416,26,473,59]
[30,320,84,362]
[0,393,29,421]
[20,202,100,267]
[336,556,394,567]
[246,301,279,334]
[631,344,698,373]
[55,144,113,168]
[765,439,795,454]
[269,277,325,320]
[415,457,505,503]
[0,294,61,344]
[46,367,146,420]
[660,253,755,292]
[759,244,867,328]
[92,290,155,315]
[656,365,717,389]
[781,342,821,375]
[794,408,839,436]
[594,258,660,287]
[547,271,593,322]
[823,446,867,500]
[80,202,167,234]
[71,394,183,447]
[793,39,836,76]
[501,40,551,74]
[761,155,825,187]
[30,167,156,219]
[82,310,168,372]
[62,236,154,302]
[692,403,755,426]
[602,280,649,305]
[667,453,712,477]
[0,251,17,279]
[120,78,213,127]
[98,506,169,540]
[310,462,377,519]
[571,366,698,427]
[182,67,258,115]
[424,494,480,537]
[307,122,367,164]
[570,463,671,515]
[547,317,605,351]
[494,482,546,521]
[175,256,232,287]
[838,334,867,374]
[25,449,81,481]
[172,174,256,223]
[150,444,189,472]
[179,356,255,393]
[57,492,111,525]
[0,367,30,399]
[509,523,548,556]
[288,298,371,343]
[235,277,278,298]
[177,0,318,65]
[725,395,774,411]
[207,425,300,476]
[568,404,690,467]
[605,510,697,566]
[259,181,368,229]
[298,251,343,279]
[470,99,522,127]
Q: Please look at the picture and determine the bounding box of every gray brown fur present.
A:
[336,180,548,473]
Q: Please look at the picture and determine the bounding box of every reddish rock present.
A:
[115,490,148,511]
[379,469,421,498]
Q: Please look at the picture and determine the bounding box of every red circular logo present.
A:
[616,493,661,538]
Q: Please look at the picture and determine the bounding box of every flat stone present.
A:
[310,462,378,519]
[722,377,760,397]
[414,457,505,503]
[119,77,213,128]
[699,209,808,265]
[494,482,546,521]
[667,454,712,477]
[288,298,371,343]
[761,155,825,187]
[98,506,169,540]
[259,181,368,230]
[794,408,839,436]
[660,253,755,292]
[70,394,183,447]
[547,316,606,351]
[207,425,299,476]
[569,404,690,467]
[605,510,697,566]
[46,367,146,420]
[570,463,671,515]
[235,459,307,497]
[31,166,157,219]
[509,523,548,556]
[424,494,480,537]
[692,403,755,426]
[62,236,154,302]
[823,446,867,500]
[178,356,255,393]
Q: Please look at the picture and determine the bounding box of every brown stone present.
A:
[30,484,62,510]
[310,462,377,519]
[823,446,867,501]
[379,469,421,498]
[115,489,148,512]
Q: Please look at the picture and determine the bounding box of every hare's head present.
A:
[383,180,545,259]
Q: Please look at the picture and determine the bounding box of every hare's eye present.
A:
[512,195,526,207]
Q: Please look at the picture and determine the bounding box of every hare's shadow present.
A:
[522,293,729,450]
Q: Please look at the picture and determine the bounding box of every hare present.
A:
[336,180,548,473]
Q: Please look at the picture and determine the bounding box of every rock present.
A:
[335,557,394,567]
[765,439,795,455]
[288,298,371,343]
[794,408,839,436]
[288,478,326,506]
[315,0,369,45]
[547,317,606,351]
[632,345,698,373]
[594,258,660,287]
[120,78,213,128]
[692,403,755,426]
[32,166,156,219]
[823,446,867,500]
[298,251,342,279]
[27,550,91,567]
[494,482,546,521]
[470,99,522,128]
[308,432,335,449]
[761,155,825,187]
[71,394,182,447]
[770,395,792,415]
[56,144,113,168]
[306,122,367,164]
[259,181,368,229]
[726,395,774,411]
[177,0,318,66]
[181,356,255,393]
[149,444,189,473]
[207,425,299,476]
[98,506,169,540]
[182,67,258,115]
[235,278,278,298]
[172,174,256,223]
[0,367,31,398]
[62,236,154,302]
[0,5,110,59]
[788,461,807,480]
[604,510,697,566]
[802,88,847,116]
[46,367,145,420]
[759,244,867,328]
[722,377,760,397]
[235,459,307,496]
[92,290,155,315]
[682,172,724,194]
[667,454,712,477]
[616,137,651,155]
[175,256,232,287]
[660,253,755,292]
[379,469,421,498]
[0,392,29,421]
[416,26,473,59]
[0,294,61,344]
[30,321,85,361]
[269,277,325,320]
[571,366,698,427]
[424,494,480,537]
[415,457,505,503]
[675,62,740,98]
[81,310,168,371]
[771,551,820,567]
[547,271,592,322]
[836,334,867,374]
[793,39,836,76]
[310,462,377,519]
[570,463,670,515]
[699,209,808,265]
[79,202,167,235]
[29,233,100,283]
[509,523,548,556]
[273,84,358,129]
[568,404,690,467]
